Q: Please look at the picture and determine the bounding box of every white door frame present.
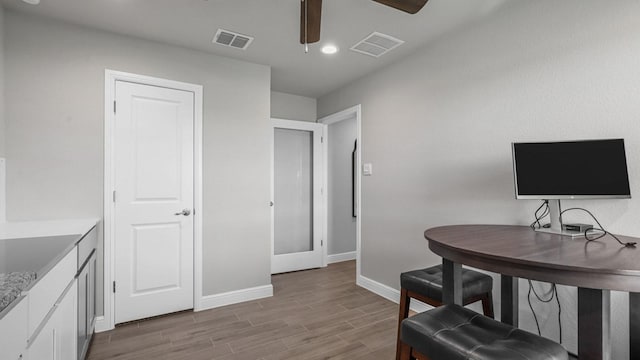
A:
[100,70,203,332]
[318,105,362,278]
[270,118,325,273]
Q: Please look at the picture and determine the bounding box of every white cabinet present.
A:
[27,248,77,336]
[26,247,78,360]
[27,281,77,360]
[0,298,28,360]
[0,221,97,360]
[77,226,97,360]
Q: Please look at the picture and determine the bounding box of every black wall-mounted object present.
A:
[352,140,357,218]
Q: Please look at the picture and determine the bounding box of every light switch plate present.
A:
[363,163,373,176]
[0,158,5,222]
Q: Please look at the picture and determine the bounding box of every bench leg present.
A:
[462,292,495,319]
[398,341,413,360]
[412,349,432,360]
[482,292,494,319]
[396,288,411,360]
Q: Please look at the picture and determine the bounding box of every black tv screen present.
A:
[512,139,631,199]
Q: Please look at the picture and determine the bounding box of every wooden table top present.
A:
[425,224,640,292]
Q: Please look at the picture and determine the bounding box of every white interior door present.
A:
[271,119,324,274]
[114,80,194,324]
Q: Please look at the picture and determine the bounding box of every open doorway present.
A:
[319,105,362,277]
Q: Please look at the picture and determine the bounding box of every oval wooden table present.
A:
[425,224,640,360]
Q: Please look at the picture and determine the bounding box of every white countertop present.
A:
[0,218,99,240]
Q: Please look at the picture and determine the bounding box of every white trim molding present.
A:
[103,69,204,331]
[317,105,362,279]
[327,251,357,264]
[94,316,108,333]
[198,285,274,311]
[357,275,432,314]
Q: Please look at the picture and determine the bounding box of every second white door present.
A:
[271,119,324,274]
[114,80,194,324]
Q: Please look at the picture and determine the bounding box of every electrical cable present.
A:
[555,284,562,344]
[560,207,637,247]
[527,282,542,336]
[530,200,550,229]
[526,205,632,346]
[557,200,563,229]
[526,204,630,346]
[527,280,562,344]
[528,202,564,343]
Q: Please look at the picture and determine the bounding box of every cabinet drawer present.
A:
[0,297,28,360]
[28,247,77,337]
[77,226,97,266]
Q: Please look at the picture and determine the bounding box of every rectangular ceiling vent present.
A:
[213,29,254,50]
[350,32,404,58]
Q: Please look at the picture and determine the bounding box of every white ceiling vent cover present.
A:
[213,29,254,50]
[350,32,404,58]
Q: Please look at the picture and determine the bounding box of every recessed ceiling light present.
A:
[21,0,40,4]
[321,45,339,55]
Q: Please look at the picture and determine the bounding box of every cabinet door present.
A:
[0,298,28,360]
[88,253,96,333]
[27,320,55,360]
[27,281,77,360]
[28,249,77,337]
[56,281,77,360]
[77,269,88,358]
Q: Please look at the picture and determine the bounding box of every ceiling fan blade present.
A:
[300,0,322,44]
[372,0,429,14]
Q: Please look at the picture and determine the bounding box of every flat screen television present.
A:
[512,139,631,200]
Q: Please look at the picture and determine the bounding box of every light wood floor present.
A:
[87,261,399,359]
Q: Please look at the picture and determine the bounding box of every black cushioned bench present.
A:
[399,304,568,360]
[396,265,494,359]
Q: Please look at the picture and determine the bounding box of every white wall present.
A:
[0,5,5,158]
[4,11,272,317]
[271,91,317,122]
[0,6,5,222]
[318,1,640,358]
[328,116,357,255]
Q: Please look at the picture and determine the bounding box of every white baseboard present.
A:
[95,284,273,332]
[198,284,273,311]
[327,251,357,264]
[94,316,111,333]
[356,274,432,313]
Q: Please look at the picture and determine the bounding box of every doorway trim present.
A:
[317,105,362,279]
[100,70,203,332]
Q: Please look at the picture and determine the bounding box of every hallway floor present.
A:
[87,261,398,359]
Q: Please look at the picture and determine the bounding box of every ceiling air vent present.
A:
[350,32,404,58]
[213,29,254,50]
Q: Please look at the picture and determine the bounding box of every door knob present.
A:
[174,209,191,216]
